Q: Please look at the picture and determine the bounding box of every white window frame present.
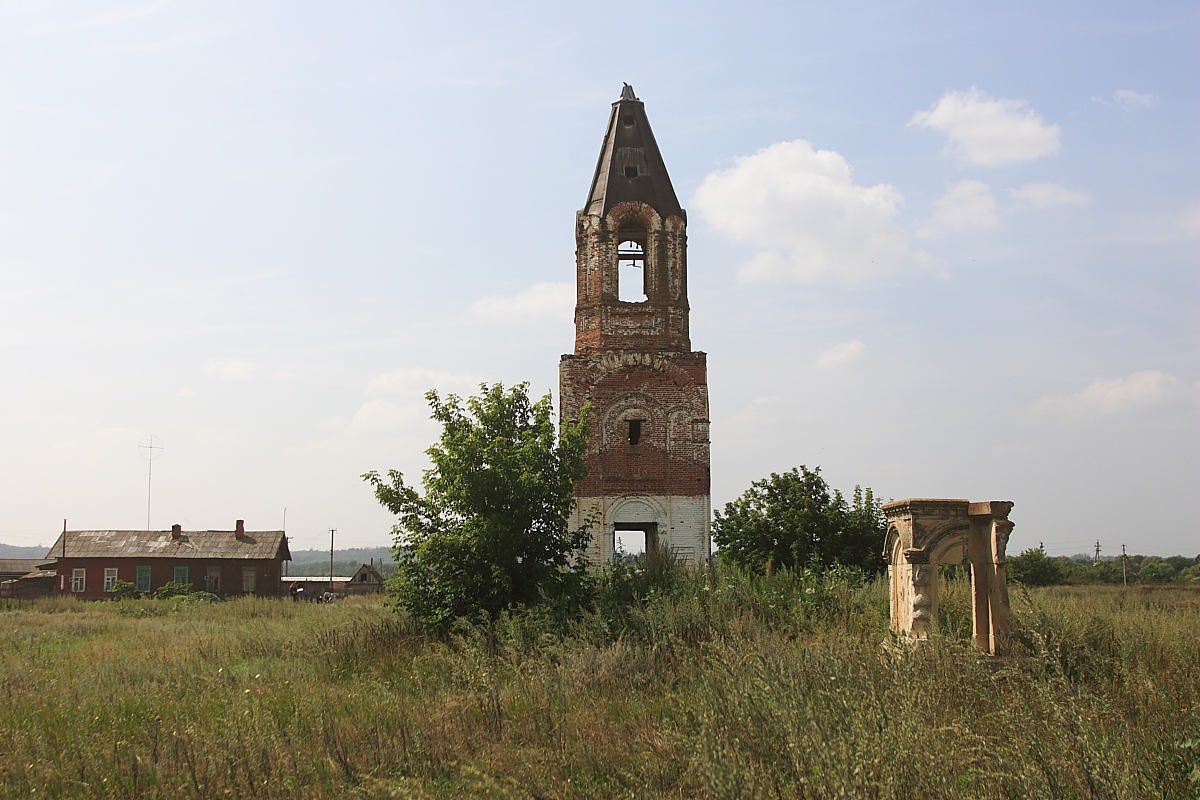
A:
[71,568,85,593]
[104,568,118,593]
[242,567,256,593]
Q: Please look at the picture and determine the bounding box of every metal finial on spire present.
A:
[620,83,637,101]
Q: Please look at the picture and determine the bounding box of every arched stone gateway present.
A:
[883,499,1014,655]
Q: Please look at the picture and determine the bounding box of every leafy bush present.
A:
[1008,546,1067,586]
[712,466,885,574]
[152,581,193,598]
[108,579,140,599]
[1138,555,1179,582]
[364,383,593,630]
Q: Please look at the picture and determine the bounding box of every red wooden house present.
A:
[46,521,291,599]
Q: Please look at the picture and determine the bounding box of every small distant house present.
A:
[0,559,56,599]
[344,563,385,596]
[47,520,291,599]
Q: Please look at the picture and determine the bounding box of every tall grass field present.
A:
[1,570,1197,798]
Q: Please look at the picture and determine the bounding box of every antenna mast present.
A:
[138,435,163,531]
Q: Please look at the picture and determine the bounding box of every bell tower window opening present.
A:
[617,223,647,303]
[627,419,643,446]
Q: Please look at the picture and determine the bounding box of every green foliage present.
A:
[1138,555,1179,582]
[711,466,885,574]
[364,383,593,630]
[152,580,193,598]
[1007,546,1068,586]
[109,579,139,599]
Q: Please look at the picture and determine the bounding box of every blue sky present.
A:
[0,1,1195,558]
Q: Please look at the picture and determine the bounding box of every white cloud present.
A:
[1176,202,1200,238]
[1113,89,1160,109]
[1010,182,1090,209]
[926,180,998,235]
[471,282,574,323]
[909,87,1061,166]
[350,367,487,437]
[365,367,483,398]
[1028,370,1184,422]
[815,340,865,369]
[692,139,929,283]
[206,359,253,380]
[348,400,427,436]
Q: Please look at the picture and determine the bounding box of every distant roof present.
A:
[351,563,385,582]
[0,559,53,575]
[583,83,685,222]
[46,530,291,561]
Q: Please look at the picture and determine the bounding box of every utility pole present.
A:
[329,528,336,593]
[1121,544,1128,587]
[1094,540,1101,565]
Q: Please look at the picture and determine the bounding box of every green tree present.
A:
[1137,556,1178,582]
[711,466,886,574]
[363,383,592,629]
[1007,547,1067,586]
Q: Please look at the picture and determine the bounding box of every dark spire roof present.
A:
[584,84,685,222]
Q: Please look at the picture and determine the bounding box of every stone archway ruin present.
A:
[883,499,1014,654]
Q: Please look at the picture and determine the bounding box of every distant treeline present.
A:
[0,543,53,559]
[285,547,397,578]
[1006,548,1200,586]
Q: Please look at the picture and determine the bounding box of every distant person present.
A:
[289,581,302,602]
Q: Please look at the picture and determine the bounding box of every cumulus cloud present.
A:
[923,180,998,236]
[1176,202,1200,238]
[1113,89,1160,109]
[815,340,865,369]
[692,139,929,283]
[1027,370,1184,423]
[909,87,1061,166]
[206,359,253,380]
[471,282,574,323]
[1010,182,1090,209]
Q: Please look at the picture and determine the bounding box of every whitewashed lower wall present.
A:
[571,494,711,565]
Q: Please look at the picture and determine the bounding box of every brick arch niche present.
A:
[883,499,1014,655]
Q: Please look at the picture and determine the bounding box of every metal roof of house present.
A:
[0,559,53,575]
[46,530,291,561]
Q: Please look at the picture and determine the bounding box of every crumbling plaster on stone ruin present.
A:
[571,494,711,566]
[884,499,1014,654]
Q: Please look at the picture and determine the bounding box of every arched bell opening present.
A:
[616,222,647,303]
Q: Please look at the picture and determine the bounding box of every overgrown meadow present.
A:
[1,569,1197,799]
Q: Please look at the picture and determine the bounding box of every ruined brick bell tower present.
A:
[560,84,711,565]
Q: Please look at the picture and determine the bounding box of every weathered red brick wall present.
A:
[573,203,690,355]
[560,350,710,499]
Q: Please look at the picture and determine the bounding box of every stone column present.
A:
[967,502,1014,654]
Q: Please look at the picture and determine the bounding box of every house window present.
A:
[136,566,151,593]
[71,569,85,593]
[173,566,189,587]
[206,567,221,594]
[104,568,118,593]
[242,568,257,594]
